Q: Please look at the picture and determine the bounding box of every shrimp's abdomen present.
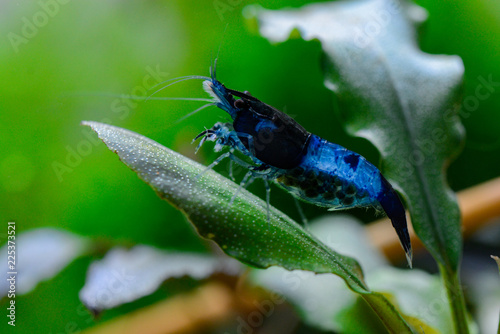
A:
[276,134,412,264]
[276,135,382,210]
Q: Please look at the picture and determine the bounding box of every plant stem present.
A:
[439,264,469,334]
[362,293,415,334]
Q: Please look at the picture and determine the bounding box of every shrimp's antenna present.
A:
[146,97,213,102]
[60,91,212,103]
[217,24,228,60]
[211,24,229,81]
[212,58,218,81]
[146,76,210,102]
[148,75,211,92]
[175,103,216,124]
[210,50,217,81]
[62,75,211,102]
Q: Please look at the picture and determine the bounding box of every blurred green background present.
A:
[1,0,499,333]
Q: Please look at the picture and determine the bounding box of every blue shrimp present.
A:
[186,65,412,266]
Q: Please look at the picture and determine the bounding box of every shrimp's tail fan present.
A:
[377,177,413,267]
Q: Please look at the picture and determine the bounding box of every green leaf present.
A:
[82,121,415,333]
[250,0,464,275]
[81,121,365,286]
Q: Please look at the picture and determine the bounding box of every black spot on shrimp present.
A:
[344,154,360,171]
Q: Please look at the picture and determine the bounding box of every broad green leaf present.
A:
[81,122,366,286]
[83,121,415,333]
[250,0,465,272]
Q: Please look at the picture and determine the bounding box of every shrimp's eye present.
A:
[234,99,245,109]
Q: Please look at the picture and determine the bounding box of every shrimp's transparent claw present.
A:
[192,128,210,143]
[229,171,255,206]
[195,152,230,180]
[192,127,218,153]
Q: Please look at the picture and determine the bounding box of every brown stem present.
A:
[81,283,234,334]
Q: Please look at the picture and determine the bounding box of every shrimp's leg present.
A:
[227,152,273,176]
[228,153,256,170]
[293,197,308,228]
[234,132,257,157]
[195,152,230,180]
[264,178,271,222]
[228,160,235,181]
[229,171,255,206]
[227,152,275,221]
